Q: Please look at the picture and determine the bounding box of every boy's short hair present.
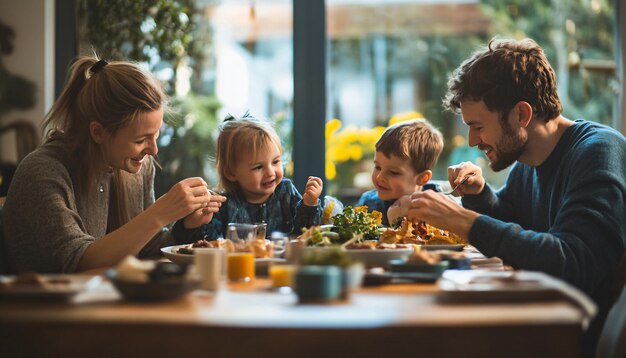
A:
[216,115,282,194]
[375,118,444,173]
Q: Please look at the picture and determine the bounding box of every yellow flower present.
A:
[388,111,424,126]
[326,160,336,180]
[371,211,382,226]
[326,118,342,139]
[349,144,363,161]
[355,206,368,214]
[323,200,335,224]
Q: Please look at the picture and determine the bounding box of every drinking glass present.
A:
[226,223,256,282]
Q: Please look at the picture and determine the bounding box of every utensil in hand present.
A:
[444,173,476,196]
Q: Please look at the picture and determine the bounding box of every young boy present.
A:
[357,118,444,226]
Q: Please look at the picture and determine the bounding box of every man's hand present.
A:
[447,162,485,196]
[406,190,479,240]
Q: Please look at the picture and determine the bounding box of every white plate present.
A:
[0,275,102,301]
[161,245,285,267]
[300,246,414,268]
[161,244,195,265]
[420,244,465,251]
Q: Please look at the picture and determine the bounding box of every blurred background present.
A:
[0,0,623,205]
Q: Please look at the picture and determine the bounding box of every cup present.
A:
[227,252,255,282]
[226,223,256,282]
[295,265,342,303]
[270,232,287,258]
[269,262,296,288]
[194,248,224,291]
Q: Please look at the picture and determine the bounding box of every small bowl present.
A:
[107,269,199,302]
[389,259,449,275]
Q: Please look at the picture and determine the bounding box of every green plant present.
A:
[154,94,221,195]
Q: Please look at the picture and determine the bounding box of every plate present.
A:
[389,260,449,274]
[362,271,441,286]
[437,270,564,303]
[0,274,102,301]
[420,244,465,251]
[161,244,195,265]
[300,246,414,268]
[162,245,284,270]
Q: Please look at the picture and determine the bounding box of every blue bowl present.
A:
[389,259,449,275]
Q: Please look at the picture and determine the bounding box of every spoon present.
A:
[444,173,476,196]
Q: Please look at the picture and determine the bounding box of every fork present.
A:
[444,173,476,196]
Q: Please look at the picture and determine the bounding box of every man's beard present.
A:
[481,120,527,172]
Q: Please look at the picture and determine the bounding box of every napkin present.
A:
[437,270,597,328]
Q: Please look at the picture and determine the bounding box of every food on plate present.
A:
[116,256,156,283]
[115,256,188,284]
[381,217,466,246]
[175,238,274,258]
[331,205,382,242]
[407,249,443,265]
[299,206,383,247]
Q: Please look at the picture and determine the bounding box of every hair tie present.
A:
[89,59,108,74]
[223,110,253,122]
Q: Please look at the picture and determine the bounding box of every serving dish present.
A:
[0,274,102,301]
[300,246,413,268]
[107,269,199,302]
[389,259,449,275]
[420,244,465,252]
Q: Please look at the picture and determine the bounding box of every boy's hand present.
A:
[183,193,226,229]
[303,176,323,206]
[387,195,411,225]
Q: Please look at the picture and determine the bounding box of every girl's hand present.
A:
[303,176,323,206]
[151,177,226,226]
[183,200,223,229]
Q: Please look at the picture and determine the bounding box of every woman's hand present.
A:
[447,162,484,196]
[183,190,227,229]
[151,177,226,226]
[303,176,323,206]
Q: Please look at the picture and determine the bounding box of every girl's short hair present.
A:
[216,115,282,194]
[375,118,444,174]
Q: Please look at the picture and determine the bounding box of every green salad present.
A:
[303,205,383,246]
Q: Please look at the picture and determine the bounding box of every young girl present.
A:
[172,114,323,242]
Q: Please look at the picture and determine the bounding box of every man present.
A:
[407,38,626,354]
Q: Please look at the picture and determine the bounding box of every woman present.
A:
[2,56,226,273]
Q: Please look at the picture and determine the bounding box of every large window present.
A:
[325,0,618,204]
[75,0,619,202]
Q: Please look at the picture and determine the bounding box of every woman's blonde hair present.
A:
[41,55,166,226]
[375,118,444,174]
[216,115,282,194]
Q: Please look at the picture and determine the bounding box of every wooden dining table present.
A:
[0,267,588,358]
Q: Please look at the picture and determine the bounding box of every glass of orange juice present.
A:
[226,224,256,282]
[269,263,296,288]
